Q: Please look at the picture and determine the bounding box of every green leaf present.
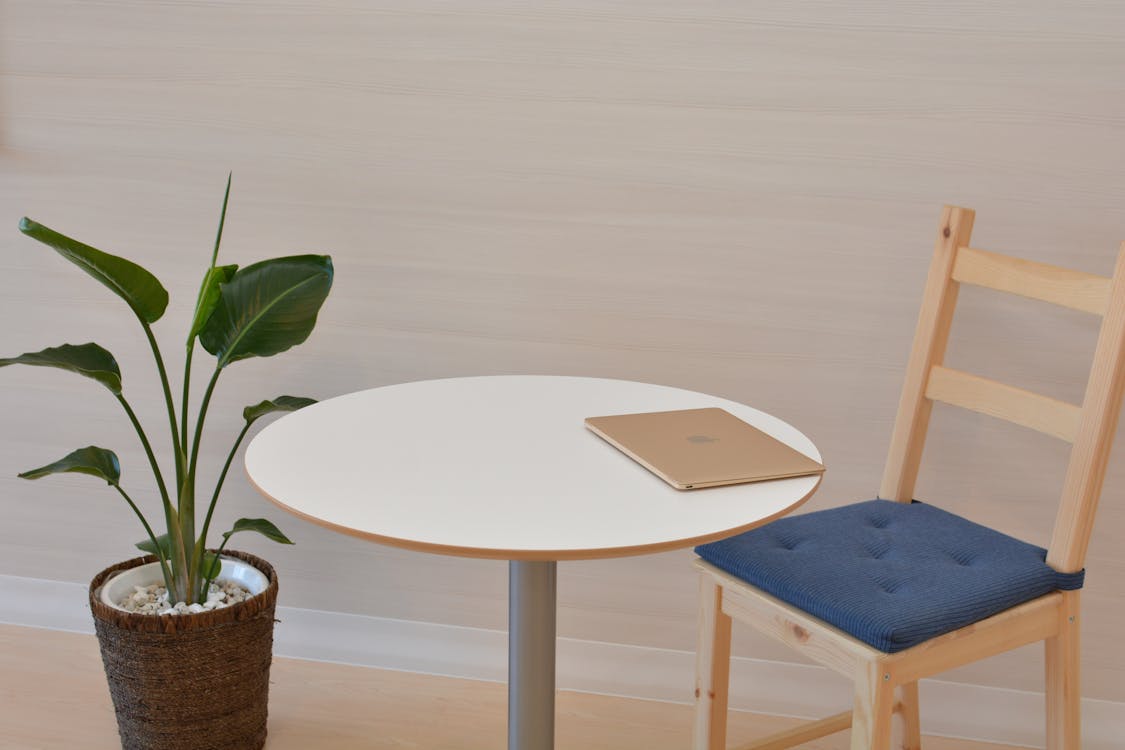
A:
[19,446,121,485]
[200,551,222,582]
[136,533,172,558]
[243,395,317,425]
[0,343,122,394]
[210,173,232,268]
[222,517,294,545]
[198,255,333,368]
[187,264,238,344]
[18,218,169,324]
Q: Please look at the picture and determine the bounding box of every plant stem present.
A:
[183,366,222,597]
[115,394,172,513]
[113,484,175,598]
[140,321,186,490]
[115,393,190,602]
[180,345,194,460]
[188,367,223,483]
[193,420,250,588]
[180,175,229,470]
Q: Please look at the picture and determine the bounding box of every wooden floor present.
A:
[0,624,1016,750]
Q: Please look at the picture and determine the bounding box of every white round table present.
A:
[244,375,822,750]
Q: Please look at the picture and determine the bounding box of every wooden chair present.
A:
[692,206,1125,750]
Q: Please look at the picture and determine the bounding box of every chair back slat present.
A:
[925,366,1081,443]
[1049,243,1125,572]
[882,206,1125,572]
[879,206,975,503]
[953,246,1111,316]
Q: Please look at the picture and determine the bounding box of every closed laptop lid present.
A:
[585,407,824,490]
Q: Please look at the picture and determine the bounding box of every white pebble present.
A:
[116,578,253,615]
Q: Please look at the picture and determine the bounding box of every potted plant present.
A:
[0,177,333,750]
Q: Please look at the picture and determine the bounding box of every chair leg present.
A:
[895,682,921,750]
[851,662,894,750]
[1045,591,1081,749]
[693,575,733,750]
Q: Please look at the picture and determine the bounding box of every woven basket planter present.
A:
[88,550,279,750]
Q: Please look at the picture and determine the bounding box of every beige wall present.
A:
[2,0,1124,704]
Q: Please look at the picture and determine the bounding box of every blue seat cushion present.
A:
[695,499,1084,653]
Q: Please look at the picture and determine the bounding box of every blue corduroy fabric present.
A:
[694,499,1084,653]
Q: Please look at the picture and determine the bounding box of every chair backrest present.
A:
[878,205,1125,574]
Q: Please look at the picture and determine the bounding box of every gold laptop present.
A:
[584,407,824,490]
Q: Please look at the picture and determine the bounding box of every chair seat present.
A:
[695,499,1084,653]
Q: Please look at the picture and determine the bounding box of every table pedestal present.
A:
[508,560,557,750]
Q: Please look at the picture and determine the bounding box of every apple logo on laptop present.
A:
[687,435,719,444]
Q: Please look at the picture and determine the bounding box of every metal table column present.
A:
[508,560,557,750]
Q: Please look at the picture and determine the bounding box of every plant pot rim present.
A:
[89,549,279,634]
[97,553,269,611]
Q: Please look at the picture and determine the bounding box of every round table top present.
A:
[244,375,822,561]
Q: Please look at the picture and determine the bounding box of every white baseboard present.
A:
[3,573,1121,749]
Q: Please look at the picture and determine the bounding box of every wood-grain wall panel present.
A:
[1,0,1123,704]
